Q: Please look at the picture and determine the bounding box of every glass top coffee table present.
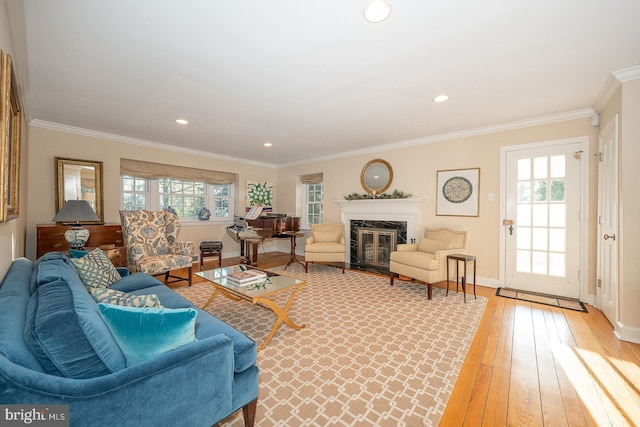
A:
[195,265,307,351]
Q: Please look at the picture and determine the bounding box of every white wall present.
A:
[277,117,599,292]
[25,125,284,261]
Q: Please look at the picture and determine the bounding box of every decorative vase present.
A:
[197,207,211,221]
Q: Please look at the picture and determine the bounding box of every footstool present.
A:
[199,241,223,271]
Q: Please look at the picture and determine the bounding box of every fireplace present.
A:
[351,220,405,273]
[335,198,424,273]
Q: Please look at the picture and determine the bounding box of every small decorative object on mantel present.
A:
[197,207,211,221]
[344,189,412,200]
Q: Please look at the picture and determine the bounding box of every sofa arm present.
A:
[306,236,315,245]
[434,248,469,280]
[0,334,245,426]
[396,243,418,252]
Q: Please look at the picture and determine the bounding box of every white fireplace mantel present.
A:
[335,198,425,265]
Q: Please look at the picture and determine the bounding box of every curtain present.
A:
[299,172,323,184]
[120,159,235,185]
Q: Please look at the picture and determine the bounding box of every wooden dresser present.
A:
[36,223,127,267]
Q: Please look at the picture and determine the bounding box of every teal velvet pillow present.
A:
[97,304,197,367]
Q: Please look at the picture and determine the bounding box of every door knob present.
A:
[603,233,616,241]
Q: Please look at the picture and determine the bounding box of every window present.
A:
[121,175,233,221]
[122,176,148,211]
[305,182,323,225]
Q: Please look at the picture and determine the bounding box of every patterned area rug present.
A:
[177,265,487,427]
[495,287,588,312]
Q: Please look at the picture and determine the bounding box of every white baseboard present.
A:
[614,321,640,344]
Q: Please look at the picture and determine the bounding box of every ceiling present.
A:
[7,0,640,167]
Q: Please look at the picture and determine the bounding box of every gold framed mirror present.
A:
[360,159,393,196]
[55,157,104,223]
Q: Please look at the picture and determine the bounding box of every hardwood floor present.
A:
[171,253,640,426]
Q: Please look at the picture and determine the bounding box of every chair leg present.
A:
[187,266,192,286]
[342,262,345,274]
[427,283,433,300]
[304,261,308,273]
[390,272,395,286]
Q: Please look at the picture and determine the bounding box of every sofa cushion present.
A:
[313,230,340,243]
[30,252,76,294]
[24,278,126,378]
[98,304,197,367]
[305,242,345,253]
[0,258,45,372]
[88,287,163,308]
[418,238,453,253]
[390,251,439,270]
[70,248,121,289]
[110,272,165,293]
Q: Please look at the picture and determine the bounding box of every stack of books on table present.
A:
[226,269,268,287]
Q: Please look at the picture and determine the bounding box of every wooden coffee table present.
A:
[195,265,307,351]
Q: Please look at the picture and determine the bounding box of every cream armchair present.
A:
[304,222,346,273]
[389,227,468,299]
[120,210,195,285]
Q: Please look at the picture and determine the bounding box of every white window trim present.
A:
[120,176,235,224]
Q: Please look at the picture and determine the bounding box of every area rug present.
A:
[177,265,487,426]
[495,287,588,313]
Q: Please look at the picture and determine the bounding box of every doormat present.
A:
[496,287,588,313]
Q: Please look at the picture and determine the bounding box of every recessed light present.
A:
[263,142,272,147]
[175,119,188,125]
[363,0,391,23]
[433,95,449,103]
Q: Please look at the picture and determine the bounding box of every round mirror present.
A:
[360,159,393,196]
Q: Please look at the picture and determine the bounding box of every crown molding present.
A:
[592,73,622,113]
[613,64,640,82]
[279,108,595,167]
[28,119,277,169]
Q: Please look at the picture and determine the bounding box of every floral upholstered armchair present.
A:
[119,210,195,285]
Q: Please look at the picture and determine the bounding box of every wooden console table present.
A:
[36,223,127,267]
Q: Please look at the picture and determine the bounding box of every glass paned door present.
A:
[505,143,581,298]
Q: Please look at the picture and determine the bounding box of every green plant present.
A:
[343,189,411,200]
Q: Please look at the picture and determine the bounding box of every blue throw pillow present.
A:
[97,304,197,367]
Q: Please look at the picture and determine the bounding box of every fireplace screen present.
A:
[356,228,397,269]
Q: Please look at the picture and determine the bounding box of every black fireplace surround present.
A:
[349,219,407,274]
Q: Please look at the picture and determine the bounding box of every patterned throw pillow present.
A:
[88,287,163,308]
[70,248,121,289]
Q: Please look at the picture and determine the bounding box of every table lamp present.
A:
[52,200,100,249]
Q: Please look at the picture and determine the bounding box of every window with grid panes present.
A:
[122,176,148,211]
[306,182,323,225]
[121,175,232,221]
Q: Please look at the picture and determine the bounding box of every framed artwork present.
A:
[246,181,274,213]
[436,168,480,217]
[0,49,21,223]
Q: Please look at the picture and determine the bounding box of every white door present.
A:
[597,115,618,324]
[504,142,582,298]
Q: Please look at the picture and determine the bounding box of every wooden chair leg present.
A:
[342,262,345,274]
[390,272,395,286]
[242,398,257,427]
[304,261,308,273]
[427,283,433,300]
[187,266,192,286]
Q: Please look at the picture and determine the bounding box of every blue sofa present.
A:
[0,253,259,427]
